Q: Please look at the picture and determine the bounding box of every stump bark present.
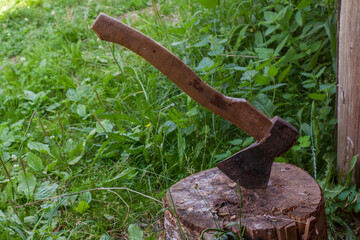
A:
[164,163,327,240]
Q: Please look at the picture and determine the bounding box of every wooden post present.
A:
[164,163,327,240]
[337,0,360,183]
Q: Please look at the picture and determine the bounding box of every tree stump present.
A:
[164,163,327,240]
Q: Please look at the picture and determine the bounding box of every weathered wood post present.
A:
[337,0,360,183]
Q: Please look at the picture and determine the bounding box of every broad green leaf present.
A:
[310,41,323,53]
[278,66,291,82]
[68,156,82,165]
[193,39,209,47]
[1,152,10,162]
[168,108,187,127]
[3,181,13,201]
[255,59,273,71]
[264,11,277,23]
[254,48,274,59]
[187,107,199,117]
[87,128,97,141]
[0,127,14,147]
[64,138,74,153]
[27,141,51,155]
[77,104,87,117]
[197,57,214,70]
[128,224,143,240]
[283,47,296,64]
[11,119,24,130]
[266,64,278,77]
[66,141,84,158]
[347,155,359,186]
[197,0,218,9]
[208,43,224,56]
[297,107,304,121]
[297,0,314,9]
[300,123,311,135]
[274,36,288,55]
[260,83,286,92]
[77,84,92,98]
[254,75,271,85]
[325,184,346,199]
[265,25,279,36]
[303,83,316,89]
[282,93,293,99]
[229,139,243,145]
[46,102,61,112]
[24,152,43,171]
[299,42,309,51]
[306,50,320,70]
[276,5,289,21]
[80,191,92,204]
[319,84,335,93]
[34,182,58,200]
[104,214,114,220]
[46,160,57,172]
[24,216,38,225]
[300,72,314,78]
[275,157,288,163]
[298,136,311,148]
[254,31,263,46]
[292,145,301,151]
[254,94,277,117]
[96,120,113,132]
[66,89,81,102]
[234,25,249,49]
[17,172,36,198]
[100,234,112,240]
[308,93,326,101]
[242,137,254,147]
[158,120,177,135]
[193,35,211,47]
[241,70,257,81]
[182,124,195,135]
[24,90,37,101]
[75,201,90,214]
[315,67,326,78]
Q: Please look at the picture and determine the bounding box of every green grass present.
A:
[0,0,358,239]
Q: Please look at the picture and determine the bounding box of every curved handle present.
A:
[92,13,273,141]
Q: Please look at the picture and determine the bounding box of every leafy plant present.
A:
[0,0,354,238]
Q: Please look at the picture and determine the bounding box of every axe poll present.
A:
[92,13,298,189]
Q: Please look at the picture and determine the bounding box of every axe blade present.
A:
[216,117,298,189]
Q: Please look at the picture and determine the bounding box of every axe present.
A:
[92,13,298,189]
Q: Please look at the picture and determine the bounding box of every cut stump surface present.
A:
[164,163,327,240]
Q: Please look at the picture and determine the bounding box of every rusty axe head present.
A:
[216,116,298,189]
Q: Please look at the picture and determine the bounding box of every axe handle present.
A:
[92,13,273,141]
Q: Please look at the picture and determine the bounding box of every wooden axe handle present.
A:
[92,13,273,141]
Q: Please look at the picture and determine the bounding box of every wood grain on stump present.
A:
[164,163,327,240]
